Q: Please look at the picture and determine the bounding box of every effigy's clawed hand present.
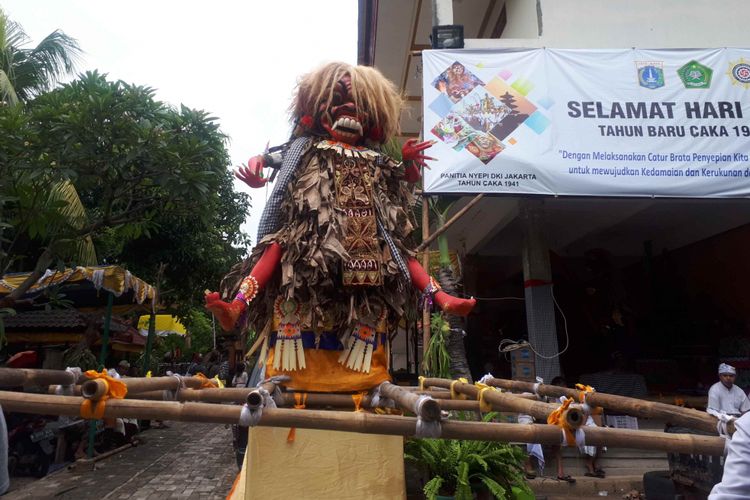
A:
[401,138,437,169]
[235,155,267,188]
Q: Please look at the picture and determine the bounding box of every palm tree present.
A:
[0,9,94,274]
[0,8,82,106]
[428,196,473,382]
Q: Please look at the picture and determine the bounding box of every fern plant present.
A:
[405,414,530,499]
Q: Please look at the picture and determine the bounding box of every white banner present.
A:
[422,48,750,197]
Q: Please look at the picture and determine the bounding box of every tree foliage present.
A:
[182,308,216,355]
[0,71,250,310]
[98,156,251,315]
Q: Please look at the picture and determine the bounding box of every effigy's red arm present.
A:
[205,243,282,330]
[406,257,475,316]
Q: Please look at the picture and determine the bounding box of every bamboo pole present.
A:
[379,382,441,421]
[122,377,182,393]
[421,378,581,425]
[0,391,725,455]
[0,368,83,387]
[415,194,485,252]
[81,379,108,400]
[645,394,707,409]
[134,388,481,412]
[78,375,217,400]
[483,377,718,435]
[421,195,431,356]
[410,389,538,401]
[246,380,282,409]
[68,442,135,470]
[125,375,217,392]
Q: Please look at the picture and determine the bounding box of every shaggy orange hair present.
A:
[290,62,403,143]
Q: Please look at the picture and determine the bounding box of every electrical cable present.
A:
[497,285,569,360]
[473,296,525,301]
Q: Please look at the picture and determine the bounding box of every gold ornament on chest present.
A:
[332,151,383,287]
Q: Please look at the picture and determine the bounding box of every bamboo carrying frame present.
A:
[0,369,727,456]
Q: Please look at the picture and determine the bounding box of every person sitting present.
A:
[580,401,606,478]
[186,353,206,376]
[114,359,130,378]
[232,363,249,388]
[110,360,142,435]
[707,363,750,422]
[547,376,575,483]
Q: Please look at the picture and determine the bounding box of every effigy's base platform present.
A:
[235,427,405,499]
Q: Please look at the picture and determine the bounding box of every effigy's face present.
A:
[318,75,368,145]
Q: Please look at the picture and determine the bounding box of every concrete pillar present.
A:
[519,199,561,383]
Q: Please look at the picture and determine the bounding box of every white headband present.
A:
[719,363,736,375]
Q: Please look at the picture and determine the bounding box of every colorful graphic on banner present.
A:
[428,60,547,164]
[431,62,484,103]
[423,48,750,198]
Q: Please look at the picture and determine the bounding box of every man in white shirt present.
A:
[0,404,8,494]
[707,363,750,420]
[709,412,750,499]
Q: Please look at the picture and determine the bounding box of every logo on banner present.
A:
[636,61,665,89]
[728,58,750,89]
[677,60,712,89]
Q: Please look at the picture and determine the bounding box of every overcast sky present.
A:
[1,0,358,244]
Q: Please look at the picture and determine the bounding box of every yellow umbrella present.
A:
[137,315,186,337]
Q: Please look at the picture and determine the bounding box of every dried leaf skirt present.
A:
[238,141,416,392]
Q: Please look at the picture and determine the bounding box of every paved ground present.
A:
[4,422,238,500]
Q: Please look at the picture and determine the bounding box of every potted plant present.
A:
[405,414,532,499]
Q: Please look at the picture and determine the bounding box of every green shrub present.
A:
[422,312,451,378]
[405,414,530,500]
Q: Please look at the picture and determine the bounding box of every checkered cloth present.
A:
[376,213,411,284]
[256,136,313,243]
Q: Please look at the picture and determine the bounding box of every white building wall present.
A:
[502,0,539,39]
[469,0,750,48]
